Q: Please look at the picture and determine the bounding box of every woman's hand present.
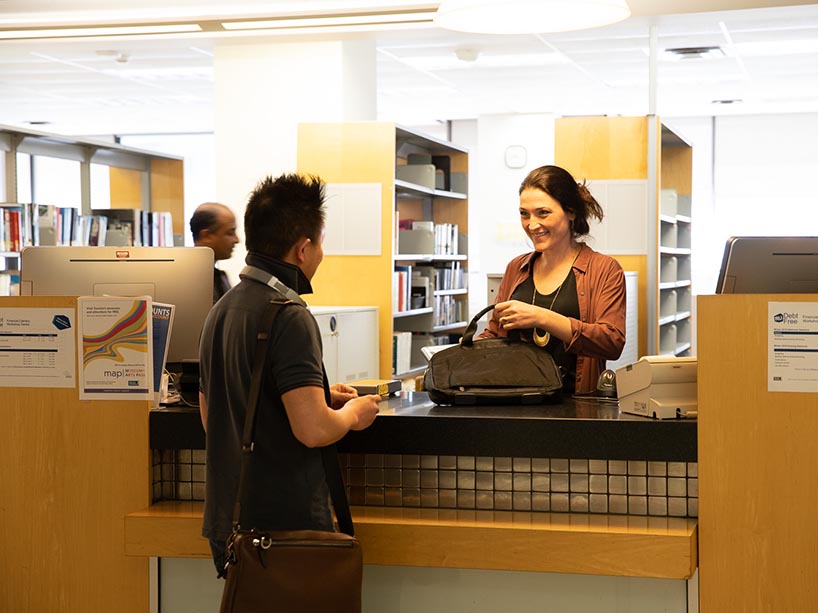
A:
[494,300,545,331]
[330,382,358,409]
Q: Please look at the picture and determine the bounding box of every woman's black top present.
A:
[509,260,580,394]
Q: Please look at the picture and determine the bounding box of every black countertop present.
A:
[151,392,697,462]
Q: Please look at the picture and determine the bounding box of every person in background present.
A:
[477,165,626,395]
[190,202,239,304]
[197,173,381,578]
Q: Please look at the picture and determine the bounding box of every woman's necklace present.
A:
[532,246,581,348]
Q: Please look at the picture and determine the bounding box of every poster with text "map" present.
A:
[78,296,153,401]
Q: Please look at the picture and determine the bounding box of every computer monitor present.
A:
[20,246,214,365]
[715,236,818,294]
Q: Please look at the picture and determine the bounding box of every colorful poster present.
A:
[77,296,152,400]
[0,307,76,388]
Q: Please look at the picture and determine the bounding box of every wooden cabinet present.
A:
[298,122,469,379]
[310,306,379,385]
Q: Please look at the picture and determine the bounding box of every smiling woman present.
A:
[477,165,627,395]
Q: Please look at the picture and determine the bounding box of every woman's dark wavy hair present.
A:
[244,173,326,259]
[519,165,604,237]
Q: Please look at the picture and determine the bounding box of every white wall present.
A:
[713,112,818,243]
[450,113,556,319]
[213,39,376,284]
[158,558,689,613]
[666,112,818,296]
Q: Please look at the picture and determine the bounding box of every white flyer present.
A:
[768,301,818,393]
[0,308,76,388]
[77,296,153,400]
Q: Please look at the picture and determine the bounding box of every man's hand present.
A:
[283,386,380,447]
[344,394,381,431]
[330,382,358,409]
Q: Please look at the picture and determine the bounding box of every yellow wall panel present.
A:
[661,146,692,196]
[150,158,185,236]
[298,122,397,379]
[555,116,649,180]
[109,166,143,209]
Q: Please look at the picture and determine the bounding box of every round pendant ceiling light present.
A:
[434,0,631,34]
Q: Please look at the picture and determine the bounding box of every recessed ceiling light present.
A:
[664,46,725,61]
[711,99,742,105]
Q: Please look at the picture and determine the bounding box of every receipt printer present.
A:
[615,355,697,419]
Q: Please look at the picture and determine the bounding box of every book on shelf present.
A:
[135,211,174,246]
[37,204,59,246]
[59,207,76,246]
[33,204,77,247]
[410,272,432,310]
[392,331,412,375]
[71,213,90,246]
[97,209,143,246]
[20,203,33,247]
[88,215,108,246]
[393,264,412,312]
[0,206,23,252]
[433,294,465,327]
[434,223,458,256]
[154,211,174,246]
[0,271,20,296]
[140,211,151,247]
[433,260,465,291]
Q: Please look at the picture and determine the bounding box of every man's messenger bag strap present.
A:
[232,297,354,537]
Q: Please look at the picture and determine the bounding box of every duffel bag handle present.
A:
[461,304,495,347]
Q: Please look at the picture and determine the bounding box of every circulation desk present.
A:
[128,392,699,613]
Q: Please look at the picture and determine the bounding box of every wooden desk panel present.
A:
[1,295,150,613]
[698,294,818,612]
[125,501,697,579]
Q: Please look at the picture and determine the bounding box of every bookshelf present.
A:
[0,124,184,295]
[297,122,469,379]
[657,127,693,357]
